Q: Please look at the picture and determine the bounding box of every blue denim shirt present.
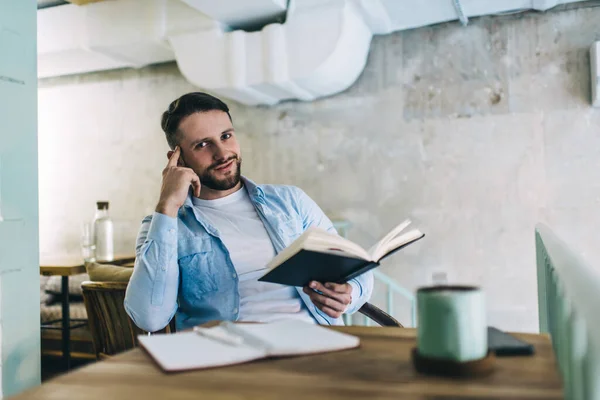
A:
[124,177,373,332]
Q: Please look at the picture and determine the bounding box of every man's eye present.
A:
[196,142,208,149]
[222,133,232,140]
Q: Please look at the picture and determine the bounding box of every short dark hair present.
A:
[161,92,232,149]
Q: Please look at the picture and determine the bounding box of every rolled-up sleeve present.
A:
[346,274,374,315]
[124,212,180,332]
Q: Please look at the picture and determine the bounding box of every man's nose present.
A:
[212,142,228,161]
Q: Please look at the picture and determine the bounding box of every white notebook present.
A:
[138,320,360,372]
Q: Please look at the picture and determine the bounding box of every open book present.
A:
[138,320,360,372]
[259,219,424,287]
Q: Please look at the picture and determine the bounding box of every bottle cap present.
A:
[96,201,109,210]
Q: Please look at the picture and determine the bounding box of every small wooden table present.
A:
[40,255,136,370]
[13,326,562,399]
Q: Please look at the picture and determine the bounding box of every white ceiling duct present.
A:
[169,1,372,105]
[37,0,217,77]
[179,0,287,30]
[37,0,589,106]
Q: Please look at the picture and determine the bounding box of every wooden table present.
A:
[40,255,136,370]
[13,326,562,399]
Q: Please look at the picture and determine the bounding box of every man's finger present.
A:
[190,174,201,198]
[311,299,342,318]
[324,282,352,294]
[308,281,348,303]
[303,287,347,311]
[167,146,180,167]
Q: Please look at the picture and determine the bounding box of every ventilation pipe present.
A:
[37,0,590,106]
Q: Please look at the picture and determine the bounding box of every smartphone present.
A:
[487,326,535,356]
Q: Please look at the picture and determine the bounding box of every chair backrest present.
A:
[81,281,173,360]
[536,224,600,400]
[358,302,403,327]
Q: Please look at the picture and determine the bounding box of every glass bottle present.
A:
[81,222,96,262]
[94,201,114,262]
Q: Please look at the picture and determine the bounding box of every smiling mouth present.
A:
[213,159,235,171]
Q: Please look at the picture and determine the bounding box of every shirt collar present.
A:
[241,176,265,203]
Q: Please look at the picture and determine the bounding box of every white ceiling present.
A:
[37,0,589,105]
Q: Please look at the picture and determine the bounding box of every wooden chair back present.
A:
[358,302,403,327]
[81,281,174,360]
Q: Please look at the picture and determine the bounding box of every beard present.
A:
[198,155,242,191]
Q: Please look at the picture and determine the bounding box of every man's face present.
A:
[176,110,241,191]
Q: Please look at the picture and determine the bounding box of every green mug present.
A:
[416,285,487,362]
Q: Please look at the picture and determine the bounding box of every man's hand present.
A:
[155,146,201,217]
[303,281,352,319]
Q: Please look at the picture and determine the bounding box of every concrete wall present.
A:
[39,6,600,332]
[1,0,41,396]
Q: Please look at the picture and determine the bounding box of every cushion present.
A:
[40,275,56,305]
[41,301,88,323]
[85,262,133,282]
[45,273,89,297]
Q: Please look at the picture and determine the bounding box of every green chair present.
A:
[536,224,600,400]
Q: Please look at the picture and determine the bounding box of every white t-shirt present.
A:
[192,187,314,324]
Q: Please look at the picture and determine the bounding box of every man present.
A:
[124,92,373,332]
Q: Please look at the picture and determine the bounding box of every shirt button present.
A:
[232,273,237,278]
[161,265,167,271]
[233,308,238,314]
[168,229,175,234]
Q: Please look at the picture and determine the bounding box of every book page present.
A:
[138,321,360,372]
[371,229,424,262]
[367,219,412,259]
[305,234,371,260]
[227,320,360,357]
[138,331,266,372]
[266,228,370,269]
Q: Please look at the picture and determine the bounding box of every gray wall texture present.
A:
[38,6,600,332]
